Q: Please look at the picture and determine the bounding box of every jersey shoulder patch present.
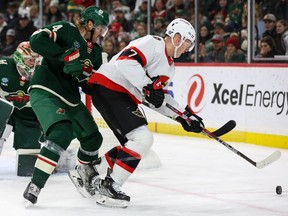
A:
[0,59,8,65]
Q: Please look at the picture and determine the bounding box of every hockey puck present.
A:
[276,185,282,195]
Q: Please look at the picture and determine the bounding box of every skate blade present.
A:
[23,199,35,208]
[96,194,129,208]
[68,170,92,198]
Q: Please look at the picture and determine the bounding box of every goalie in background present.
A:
[74,18,203,208]
[22,6,110,205]
[0,41,43,177]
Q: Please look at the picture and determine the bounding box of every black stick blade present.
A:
[212,120,236,137]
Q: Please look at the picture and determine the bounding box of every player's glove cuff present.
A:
[59,48,82,76]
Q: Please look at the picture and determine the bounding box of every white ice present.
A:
[0,133,287,216]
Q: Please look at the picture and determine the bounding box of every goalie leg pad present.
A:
[16,149,40,176]
[0,98,14,137]
[1,124,13,139]
[0,139,4,155]
[0,124,13,155]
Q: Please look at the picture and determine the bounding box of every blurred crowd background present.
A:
[0,0,287,63]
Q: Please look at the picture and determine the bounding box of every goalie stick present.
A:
[164,102,281,169]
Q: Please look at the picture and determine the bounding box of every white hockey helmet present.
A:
[13,41,42,80]
[165,18,196,52]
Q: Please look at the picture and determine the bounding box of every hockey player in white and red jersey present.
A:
[71,18,203,208]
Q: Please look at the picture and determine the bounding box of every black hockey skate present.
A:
[23,182,41,204]
[68,160,100,198]
[96,169,130,208]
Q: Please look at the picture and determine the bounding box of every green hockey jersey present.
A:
[29,21,103,106]
[0,58,37,121]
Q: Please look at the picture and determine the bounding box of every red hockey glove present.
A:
[59,48,82,76]
[143,76,165,108]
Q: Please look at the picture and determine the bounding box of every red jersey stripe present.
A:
[88,73,141,104]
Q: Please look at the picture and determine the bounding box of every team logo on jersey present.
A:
[5,90,30,110]
[74,41,80,49]
[132,107,145,118]
[82,59,93,68]
[80,59,93,77]
[1,77,9,86]
[56,108,65,114]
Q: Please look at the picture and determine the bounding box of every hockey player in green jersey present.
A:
[0,41,42,176]
[23,6,109,205]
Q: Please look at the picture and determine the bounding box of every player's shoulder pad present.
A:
[64,21,77,28]
[53,20,76,27]
[53,21,77,31]
[46,21,77,33]
[147,35,165,53]
[139,35,164,48]
[150,35,165,48]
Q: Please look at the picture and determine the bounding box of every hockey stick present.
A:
[163,102,236,137]
[210,120,236,137]
[142,101,235,137]
[164,102,281,169]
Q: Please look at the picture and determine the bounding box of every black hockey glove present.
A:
[176,105,204,133]
[176,117,203,133]
[143,77,165,108]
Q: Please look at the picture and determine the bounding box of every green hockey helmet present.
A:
[79,6,109,37]
[13,41,42,80]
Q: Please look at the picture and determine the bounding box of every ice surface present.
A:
[0,133,287,216]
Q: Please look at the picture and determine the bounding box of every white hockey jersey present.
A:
[88,35,185,118]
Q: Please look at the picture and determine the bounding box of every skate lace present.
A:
[112,181,124,194]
